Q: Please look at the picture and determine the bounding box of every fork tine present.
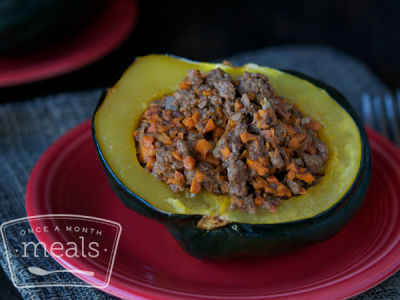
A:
[397,89,400,116]
[361,93,375,128]
[373,95,389,138]
[384,94,400,147]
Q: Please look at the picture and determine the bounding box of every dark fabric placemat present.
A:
[0,45,397,299]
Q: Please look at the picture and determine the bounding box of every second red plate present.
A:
[26,120,400,299]
[0,0,138,87]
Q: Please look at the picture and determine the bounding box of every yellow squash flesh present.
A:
[94,54,362,224]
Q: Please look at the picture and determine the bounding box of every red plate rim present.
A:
[0,0,138,87]
[25,120,400,299]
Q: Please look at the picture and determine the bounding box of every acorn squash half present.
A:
[92,54,371,259]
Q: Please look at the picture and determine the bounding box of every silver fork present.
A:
[361,90,400,147]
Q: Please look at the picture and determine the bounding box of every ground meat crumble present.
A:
[133,68,328,214]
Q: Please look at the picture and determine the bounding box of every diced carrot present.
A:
[235,99,243,111]
[240,132,257,143]
[167,170,185,186]
[254,196,263,207]
[265,185,275,194]
[258,157,269,166]
[288,172,295,181]
[178,81,190,90]
[287,162,297,181]
[253,111,260,123]
[253,176,267,189]
[221,147,231,159]
[265,141,270,151]
[166,178,178,185]
[294,118,301,128]
[287,161,297,171]
[172,150,182,161]
[230,195,243,208]
[169,128,177,139]
[144,146,156,158]
[205,153,220,166]
[299,187,307,194]
[296,172,315,184]
[142,135,154,147]
[195,169,206,182]
[140,145,155,163]
[266,175,279,185]
[144,106,159,119]
[239,149,248,159]
[195,139,212,158]
[192,111,200,123]
[256,118,270,129]
[204,119,216,133]
[171,116,184,125]
[157,133,172,145]
[157,124,170,133]
[183,156,196,170]
[227,119,237,128]
[213,127,225,138]
[145,157,155,171]
[307,121,323,131]
[190,176,201,194]
[246,159,269,176]
[282,123,297,136]
[256,121,269,129]
[247,92,256,100]
[276,184,292,197]
[258,109,268,119]
[202,90,212,96]
[259,108,278,126]
[288,133,306,150]
[182,116,195,128]
[139,135,156,163]
[147,122,157,134]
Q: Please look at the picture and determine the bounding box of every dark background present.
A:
[1,0,400,102]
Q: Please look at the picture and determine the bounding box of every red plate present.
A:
[0,0,138,87]
[26,120,400,299]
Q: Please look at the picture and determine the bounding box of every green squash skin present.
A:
[92,69,371,260]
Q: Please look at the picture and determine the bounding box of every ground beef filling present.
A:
[134,68,328,214]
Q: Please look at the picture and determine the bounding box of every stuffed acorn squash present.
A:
[92,54,371,259]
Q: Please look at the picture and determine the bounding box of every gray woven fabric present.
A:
[0,46,397,299]
[0,90,119,299]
